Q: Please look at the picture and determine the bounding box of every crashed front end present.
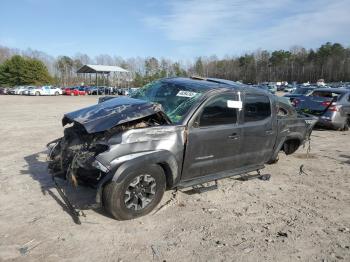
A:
[47,96,171,193]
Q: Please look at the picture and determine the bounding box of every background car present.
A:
[64,87,87,96]
[84,86,94,95]
[254,84,276,94]
[294,88,350,130]
[0,87,8,95]
[29,86,62,96]
[284,87,315,102]
[22,86,36,95]
[12,86,27,95]
[284,85,296,93]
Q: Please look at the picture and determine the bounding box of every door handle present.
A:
[265,130,274,135]
[228,133,239,140]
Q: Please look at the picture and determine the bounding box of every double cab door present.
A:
[181,91,275,181]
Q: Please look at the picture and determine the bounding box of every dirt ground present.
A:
[0,95,349,262]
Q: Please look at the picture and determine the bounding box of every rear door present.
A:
[239,93,276,166]
[181,92,242,180]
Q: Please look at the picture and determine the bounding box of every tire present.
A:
[70,93,74,96]
[35,91,40,96]
[103,164,166,220]
[55,91,59,96]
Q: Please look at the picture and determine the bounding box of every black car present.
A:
[0,87,8,95]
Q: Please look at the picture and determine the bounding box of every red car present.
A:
[64,87,87,96]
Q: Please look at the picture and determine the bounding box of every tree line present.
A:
[0,42,349,87]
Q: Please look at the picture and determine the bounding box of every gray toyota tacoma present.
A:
[48,77,316,220]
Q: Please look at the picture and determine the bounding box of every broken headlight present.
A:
[91,159,110,173]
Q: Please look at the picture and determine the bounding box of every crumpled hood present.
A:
[62,96,167,133]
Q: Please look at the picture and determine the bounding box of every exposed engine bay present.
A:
[47,111,169,188]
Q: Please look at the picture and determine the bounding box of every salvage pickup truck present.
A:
[48,77,316,220]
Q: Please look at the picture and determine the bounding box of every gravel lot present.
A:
[0,95,349,262]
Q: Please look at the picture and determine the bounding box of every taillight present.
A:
[321,101,331,107]
[292,99,300,107]
[328,104,339,112]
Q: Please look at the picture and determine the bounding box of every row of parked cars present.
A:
[282,86,350,130]
[0,86,134,96]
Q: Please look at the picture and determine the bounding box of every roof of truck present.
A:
[161,77,263,94]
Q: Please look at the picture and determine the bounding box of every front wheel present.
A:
[54,91,59,96]
[103,165,166,220]
[35,91,40,96]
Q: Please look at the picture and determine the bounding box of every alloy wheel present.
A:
[124,174,156,211]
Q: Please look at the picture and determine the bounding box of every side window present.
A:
[244,94,271,122]
[199,94,237,126]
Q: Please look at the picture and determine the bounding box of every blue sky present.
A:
[1,0,349,59]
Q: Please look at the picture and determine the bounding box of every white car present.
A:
[29,86,62,96]
[22,86,36,95]
[13,86,27,95]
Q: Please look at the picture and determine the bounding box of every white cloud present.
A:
[143,0,350,57]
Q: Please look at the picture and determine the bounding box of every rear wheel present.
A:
[103,165,166,220]
[35,91,40,96]
[54,91,59,96]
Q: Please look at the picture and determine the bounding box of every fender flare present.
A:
[95,150,179,204]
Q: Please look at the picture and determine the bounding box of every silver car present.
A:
[294,88,350,130]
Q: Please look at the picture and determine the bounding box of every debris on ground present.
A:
[18,239,42,256]
[277,231,288,238]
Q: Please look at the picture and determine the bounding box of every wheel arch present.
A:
[283,137,302,155]
[95,150,179,204]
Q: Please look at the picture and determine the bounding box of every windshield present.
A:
[131,80,207,123]
[292,88,312,95]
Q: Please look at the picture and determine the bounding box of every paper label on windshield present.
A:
[176,90,198,98]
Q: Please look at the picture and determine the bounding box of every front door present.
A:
[181,93,242,181]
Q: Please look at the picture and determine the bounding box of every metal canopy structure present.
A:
[77,64,129,74]
[76,64,131,89]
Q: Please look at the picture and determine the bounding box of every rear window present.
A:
[310,91,343,101]
[244,94,271,122]
[292,88,312,95]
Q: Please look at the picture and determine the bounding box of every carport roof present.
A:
[77,64,129,74]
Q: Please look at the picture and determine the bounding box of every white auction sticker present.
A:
[227,100,243,109]
[176,90,198,98]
